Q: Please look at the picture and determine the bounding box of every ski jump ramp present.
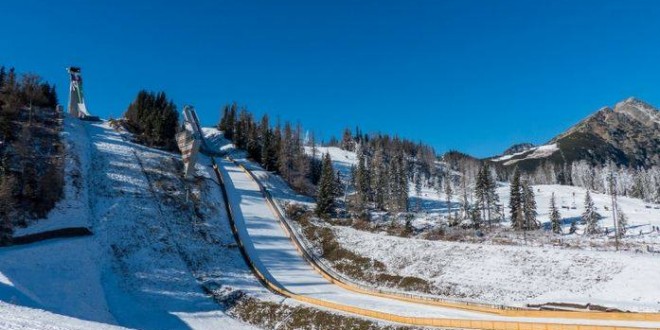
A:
[215,158,660,330]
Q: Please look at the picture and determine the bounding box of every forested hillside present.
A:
[0,65,62,245]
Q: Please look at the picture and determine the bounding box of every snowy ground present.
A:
[310,144,660,248]
[293,143,660,312]
[0,300,128,330]
[0,116,265,329]
[216,157,660,327]
[335,226,660,311]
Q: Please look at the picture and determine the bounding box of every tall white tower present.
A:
[67,67,91,118]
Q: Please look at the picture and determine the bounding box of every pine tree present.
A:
[617,209,627,237]
[370,148,386,210]
[218,103,237,140]
[0,66,6,90]
[522,180,539,230]
[485,165,499,224]
[396,153,409,212]
[0,175,15,245]
[582,190,599,235]
[315,153,336,218]
[470,204,482,229]
[259,115,275,171]
[549,192,562,234]
[414,170,422,212]
[352,146,369,216]
[475,164,488,222]
[341,128,354,151]
[334,170,344,199]
[124,90,178,149]
[509,168,524,230]
[444,175,454,225]
[278,122,294,181]
[474,163,499,225]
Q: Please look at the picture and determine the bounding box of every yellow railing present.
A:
[216,158,659,330]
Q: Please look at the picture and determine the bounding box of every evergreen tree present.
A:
[278,122,294,180]
[414,170,422,212]
[470,204,482,229]
[475,164,488,221]
[475,162,499,225]
[395,152,409,212]
[617,209,628,237]
[218,103,237,140]
[522,180,539,230]
[582,190,600,235]
[370,148,386,210]
[485,165,500,224]
[341,128,354,151]
[549,192,562,234]
[444,176,454,225]
[124,90,178,149]
[315,153,336,218]
[259,115,276,171]
[0,175,15,245]
[0,66,6,90]
[352,146,369,216]
[509,167,524,230]
[334,170,344,199]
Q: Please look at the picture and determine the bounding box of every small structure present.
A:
[176,106,203,178]
[67,67,98,120]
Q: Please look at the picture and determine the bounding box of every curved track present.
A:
[215,158,660,330]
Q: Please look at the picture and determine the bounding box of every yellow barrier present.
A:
[218,158,659,330]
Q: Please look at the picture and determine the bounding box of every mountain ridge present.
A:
[490,97,660,170]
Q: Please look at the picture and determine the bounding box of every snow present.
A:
[0,116,264,329]
[335,226,660,311]
[493,143,559,166]
[15,115,91,236]
[219,133,660,314]
[0,301,128,330]
[496,183,660,237]
[201,127,234,153]
[305,146,357,181]
[328,181,660,312]
[217,157,660,328]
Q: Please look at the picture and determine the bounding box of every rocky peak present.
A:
[502,143,535,156]
[613,97,660,125]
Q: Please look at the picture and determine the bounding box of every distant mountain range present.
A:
[489,97,660,171]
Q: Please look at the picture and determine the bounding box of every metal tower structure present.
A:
[67,67,92,119]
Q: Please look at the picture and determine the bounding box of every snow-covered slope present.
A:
[492,143,559,165]
[217,157,660,328]
[14,115,92,236]
[335,226,660,311]
[0,301,128,330]
[250,139,660,312]
[0,116,263,329]
[305,146,357,180]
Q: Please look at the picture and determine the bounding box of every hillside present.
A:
[490,97,660,171]
[262,141,660,312]
[0,116,267,329]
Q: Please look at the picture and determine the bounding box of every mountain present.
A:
[502,143,535,156]
[490,97,660,171]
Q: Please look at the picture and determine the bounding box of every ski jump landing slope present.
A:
[216,159,660,330]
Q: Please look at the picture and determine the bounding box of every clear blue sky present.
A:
[2,0,660,157]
